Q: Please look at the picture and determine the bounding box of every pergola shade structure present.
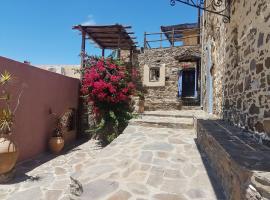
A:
[160,23,200,46]
[73,24,137,50]
[73,24,137,67]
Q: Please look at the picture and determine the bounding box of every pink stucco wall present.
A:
[0,56,80,161]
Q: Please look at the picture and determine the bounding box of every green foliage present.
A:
[0,71,14,135]
[96,108,133,145]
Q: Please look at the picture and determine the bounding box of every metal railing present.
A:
[144,28,200,49]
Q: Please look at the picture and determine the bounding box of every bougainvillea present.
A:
[81,56,137,144]
[81,57,135,113]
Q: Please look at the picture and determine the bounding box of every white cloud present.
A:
[81,15,96,26]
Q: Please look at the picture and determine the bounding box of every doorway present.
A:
[182,69,195,97]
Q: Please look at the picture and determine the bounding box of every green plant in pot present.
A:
[48,110,65,154]
[0,71,19,182]
[137,91,145,113]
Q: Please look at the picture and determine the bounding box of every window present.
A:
[149,67,160,82]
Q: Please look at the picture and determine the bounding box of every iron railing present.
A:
[144,28,200,49]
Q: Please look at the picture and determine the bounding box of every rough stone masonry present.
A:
[201,0,270,143]
[138,46,201,111]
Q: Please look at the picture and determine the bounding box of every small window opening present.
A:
[149,67,160,82]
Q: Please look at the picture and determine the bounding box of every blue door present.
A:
[178,70,183,97]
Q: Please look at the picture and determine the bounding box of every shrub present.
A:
[81,56,136,144]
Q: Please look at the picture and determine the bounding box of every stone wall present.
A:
[201,0,270,141]
[197,119,270,200]
[138,46,200,110]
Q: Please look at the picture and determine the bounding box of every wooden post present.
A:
[117,49,121,59]
[160,32,163,48]
[102,49,105,57]
[197,7,201,44]
[117,28,121,59]
[130,49,133,64]
[144,32,147,49]
[80,31,86,69]
[171,28,175,47]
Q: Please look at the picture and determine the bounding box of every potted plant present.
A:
[137,91,145,113]
[60,108,77,145]
[48,111,65,154]
[0,71,20,182]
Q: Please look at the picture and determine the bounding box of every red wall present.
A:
[0,56,80,161]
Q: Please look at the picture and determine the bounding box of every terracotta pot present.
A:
[264,120,270,134]
[62,130,76,145]
[138,100,145,113]
[49,137,64,154]
[0,137,19,174]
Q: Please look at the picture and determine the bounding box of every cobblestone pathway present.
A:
[1,140,102,200]
[1,110,225,200]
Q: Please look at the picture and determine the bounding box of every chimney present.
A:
[23,61,31,65]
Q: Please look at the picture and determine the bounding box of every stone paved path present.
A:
[0,140,102,200]
[70,110,225,200]
[1,110,225,200]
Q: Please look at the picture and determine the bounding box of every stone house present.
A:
[201,0,270,143]
[36,64,80,79]
[138,23,201,110]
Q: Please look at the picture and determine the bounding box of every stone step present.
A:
[181,106,201,110]
[141,113,194,119]
[130,115,194,129]
[142,110,208,119]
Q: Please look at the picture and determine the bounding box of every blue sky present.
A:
[0,0,198,64]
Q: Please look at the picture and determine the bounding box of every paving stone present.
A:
[141,164,151,171]
[168,137,187,144]
[81,179,119,199]
[108,190,131,200]
[45,190,63,200]
[139,151,153,163]
[186,188,206,199]
[142,142,174,151]
[55,167,67,175]
[151,166,165,176]
[7,187,42,200]
[127,182,149,195]
[156,151,169,158]
[51,179,70,190]
[160,179,187,194]
[147,174,163,188]
[164,169,184,179]
[182,163,197,177]
[153,193,187,200]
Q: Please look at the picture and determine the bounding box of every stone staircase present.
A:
[144,97,182,111]
[130,115,194,129]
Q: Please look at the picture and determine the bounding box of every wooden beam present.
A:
[80,30,86,69]
[88,35,137,40]
[130,49,133,64]
[144,32,147,49]
[172,28,175,47]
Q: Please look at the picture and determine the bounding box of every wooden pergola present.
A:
[160,23,200,46]
[72,24,137,67]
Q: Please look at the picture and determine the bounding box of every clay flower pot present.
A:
[49,137,64,154]
[138,99,145,113]
[264,120,270,135]
[0,137,19,174]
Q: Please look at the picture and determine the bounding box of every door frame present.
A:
[206,41,213,114]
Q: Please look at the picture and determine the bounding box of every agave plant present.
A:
[0,71,14,136]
